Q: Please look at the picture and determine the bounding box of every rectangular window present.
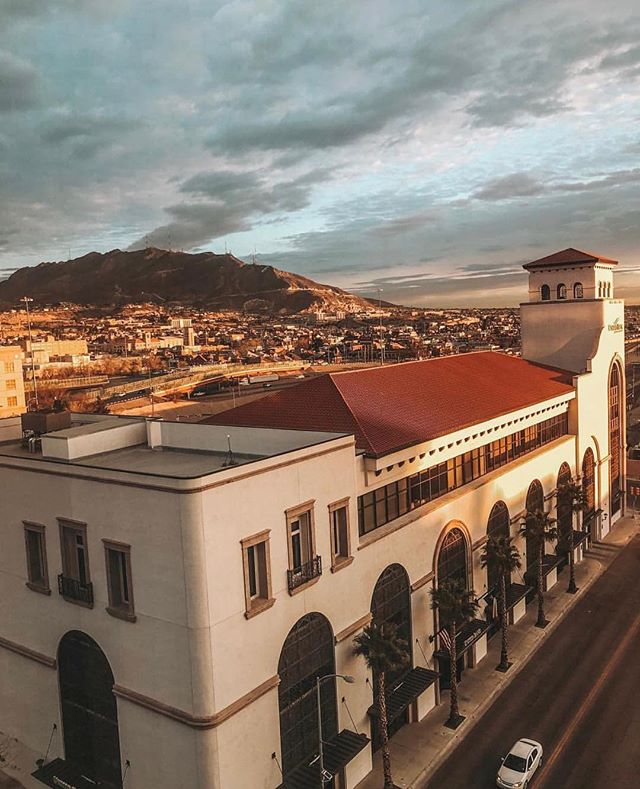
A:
[24,522,49,593]
[4,361,14,373]
[286,503,321,592]
[241,530,273,617]
[104,541,135,621]
[7,396,18,407]
[60,522,90,584]
[5,379,16,390]
[329,500,351,570]
[58,520,93,606]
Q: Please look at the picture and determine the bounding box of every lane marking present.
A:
[536,609,640,786]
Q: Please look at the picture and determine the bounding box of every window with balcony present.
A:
[58,520,93,606]
[286,503,321,593]
[329,499,352,571]
[24,522,49,594]
[104,540,135,621]
[241,530,274,618]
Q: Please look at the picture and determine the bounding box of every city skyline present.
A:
[2,0,640,306]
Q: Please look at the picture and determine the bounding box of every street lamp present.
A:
[316,673,355,785]
[22,296,39,410]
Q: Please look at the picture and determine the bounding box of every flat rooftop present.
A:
[0,415,349,480]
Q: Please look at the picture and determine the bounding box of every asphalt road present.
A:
[429,534,640,789]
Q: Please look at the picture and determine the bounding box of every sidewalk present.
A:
[356,516,639,789]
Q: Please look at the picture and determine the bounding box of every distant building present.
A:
[0,346,26,417]
[0,249,626,789]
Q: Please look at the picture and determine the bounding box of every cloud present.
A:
[474,174,547,201]
[0,51,39,111]
[129,166,336,250]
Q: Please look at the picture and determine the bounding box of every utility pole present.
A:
[22,296,39,410]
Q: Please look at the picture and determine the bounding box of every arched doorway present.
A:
[485,502,510,636]
[525,480,544,572]
[278,613,337,780]
[370,564,412,747]
[556,463,572,566]
[435,526,470,690]
[58,631,122,789]
[582,448,596,538]
[609,362,623,516]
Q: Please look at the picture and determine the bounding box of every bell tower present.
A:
[520,247,626,530]
[520,247,622,374]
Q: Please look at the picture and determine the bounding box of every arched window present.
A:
[573,282,583,299]
[541,284,551,301]
[609,363,622,515]
[58,631,122,789]
[486,502,510,595]
[556,462,572,555]
[371,565,412,747]
[278,614,337,777]
[437,527,468,588]
[557,283,567,300]
[525,480,544,570]
[582,448,596,531]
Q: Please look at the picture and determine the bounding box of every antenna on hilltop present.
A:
[251,247,257,265]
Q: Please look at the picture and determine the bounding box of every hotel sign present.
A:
[608,318,623,333]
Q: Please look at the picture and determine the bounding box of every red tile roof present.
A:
[523,247,618,269]
[202,352,575,458]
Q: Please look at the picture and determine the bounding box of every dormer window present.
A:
[557,283,567,300]
[573,282,583,299]
[540,284,550,301]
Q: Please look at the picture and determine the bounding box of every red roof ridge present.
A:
[524,247,618,269]
[323,374,379,452]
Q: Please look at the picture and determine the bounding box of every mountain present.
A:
[0,248,382,313]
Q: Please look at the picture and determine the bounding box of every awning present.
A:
[33,758,98,789]
[434,618,490,661]
[505,582,529,610]
[524,553,561,584]
[367,666,439,722]
[278,730,370,789]
[573,529,589,546]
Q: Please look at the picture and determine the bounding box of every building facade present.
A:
[0,250,626,789]
[0,346,26,418]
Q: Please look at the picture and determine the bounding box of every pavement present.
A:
[356,516,640,789]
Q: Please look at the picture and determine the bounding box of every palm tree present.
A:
[481,536,522,671]
[430,578,479,728]
[519,509,557,627]
[353,620,408,789]
[557,478,588,594]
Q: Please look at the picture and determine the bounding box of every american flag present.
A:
[439,629,452,653]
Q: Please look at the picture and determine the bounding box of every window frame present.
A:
[58,518,91,585]
[328,498,353,572]
[103,539,136,622]
[6,396,18,407]
[557,283,567,300]
[285,501,319,593]
[240,529,274,618]
[23,521,50,595]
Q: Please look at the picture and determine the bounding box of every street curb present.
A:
[409,531,637,789]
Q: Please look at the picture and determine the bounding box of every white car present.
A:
[496,738,543,788]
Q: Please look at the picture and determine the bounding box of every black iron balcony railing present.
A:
[58,574,94,606]
[287,555,322,593]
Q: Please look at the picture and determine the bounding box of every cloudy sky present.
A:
[1,0,640,306]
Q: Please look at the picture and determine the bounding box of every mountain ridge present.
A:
[0,248,383,313]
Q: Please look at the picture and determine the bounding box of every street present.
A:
[429,534,640,789]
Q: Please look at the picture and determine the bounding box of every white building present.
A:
[0,249,626,789]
